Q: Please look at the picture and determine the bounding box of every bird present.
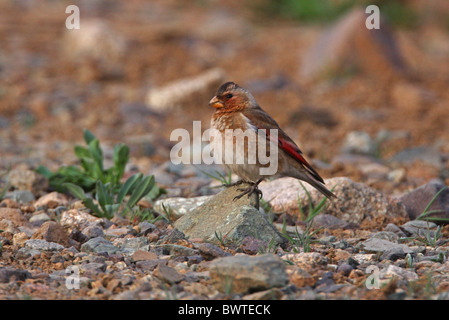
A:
[208,81,336,200]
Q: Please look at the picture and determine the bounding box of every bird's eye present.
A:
[225,93,233,99]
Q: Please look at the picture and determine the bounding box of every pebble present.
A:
[80,237,119,255]
[209,254,289,294]
[25,239,64,251]
[359,238,413,255]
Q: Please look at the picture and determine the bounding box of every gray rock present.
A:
[4,190,35,203]
[390,146,442,168]
[0,267,31,283]
[138,221,156,235]
[80,237,119,255]
[313,214,350,229]
[25,239,64,251]
[209,254,289,294]
[359,238,413,255]
[153,244,199,257]
[341,131,377,156]
[29,213,51,224]
[401,220,438,237]
[380,264,418,281]
[114,237,150,255]
[82,225,105,239]
[398,180,449,221]
[79,262,107,276]
[154,196,212,221]
[384,223,407,237]
[194,242,231,260]
[380,247,409,261]
[174,184,286,246]
[371,231,399,242]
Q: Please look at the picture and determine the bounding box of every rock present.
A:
[131,250,158,262]
[25,239,64,251]
[114,237,149,255]
[154,196,212,221]
[3,190,35,203]
[371,231,399,242]
[31,221,69,246]
[282,252,328,272]
[241,237,268,255]
[289,267,317,287]
[0,208,28,227]
[380,265,418,281]
[79,263,107,277]
[359,238,413,255]
[390,146,442,167]
[336,263,354,276]
[146,68,225,112]
[153,263,184,284]
[174,184,285,246]
[0,267,31,283]
[194,242,231,260]
[260,177,407,224]
[341,131,377,156]
[104,227,130,237]
[352,254,376,264]
[209,254,289,294]
[34,192,69,209]
[299,8,405,83]
[401,220,438,237]
[398,180,449,221]
[242,288,283,300]
[82,225,105,239]
[8,168,48,195]
[13,232,29,247]
[312,214,351,229]
[29,213,51,224]
[153,244,199,257]
[380,247,408,261]
[138,221,156,235]
[80,237,119,255]
[60,209,102,231]
[384,223,407,237]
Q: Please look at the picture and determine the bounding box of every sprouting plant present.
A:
[416,186,449,223]
[297,181,330,222]
[160,203,174,226]
[214,230,230,247]
[411,225,449,249]
[37,129,130,193]
[63,173,155,219]
[0,182,8,202]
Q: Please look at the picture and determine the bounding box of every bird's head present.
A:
[209,82,256,111]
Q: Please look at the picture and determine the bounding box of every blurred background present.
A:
[1,0,449,196]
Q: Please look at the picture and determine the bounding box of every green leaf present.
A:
[74,146,91,160]
[113,144,130,185]
[82,198,104,218]
[95,181,113,213]
[35,165,53,179]
[117,173,142,204]
[62,183,86,200]
[127,175,155,209]
[83,129,96,145]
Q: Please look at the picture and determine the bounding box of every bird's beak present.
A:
[209,96,224,108]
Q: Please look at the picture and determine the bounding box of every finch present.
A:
[209,81,336,200]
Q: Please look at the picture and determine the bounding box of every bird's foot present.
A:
[233,179,264,201]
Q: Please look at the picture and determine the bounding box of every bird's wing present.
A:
[243,108,325,184]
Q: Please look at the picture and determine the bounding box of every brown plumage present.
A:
[209,81,336,199]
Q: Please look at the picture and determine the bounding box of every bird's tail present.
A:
[302,174,336,199]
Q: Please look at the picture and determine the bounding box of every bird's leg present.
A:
[233,178,264,201]
[222,179,245,188]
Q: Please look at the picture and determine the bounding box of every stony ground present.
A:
[1,0,449,300]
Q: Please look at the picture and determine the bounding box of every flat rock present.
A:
[174,184,285,246]
[80,237,119,255]
[153,263,184,283]
[260,177,407,224]
[8,168,48,195]
[34,192,69,209]
[60,209,102,231]
[359,238,413,254]
[0,208,29,227]
[209,254,289,294]
[25,239,64,251]
[0,267,31,283]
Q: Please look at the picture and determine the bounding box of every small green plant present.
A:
[63,173,155,219]
[214,230,230,247]
[0,182,8,201]
[410,225,449,249]
[416,186,449,223]
[37,129,130,193]
[281,182,331,253]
